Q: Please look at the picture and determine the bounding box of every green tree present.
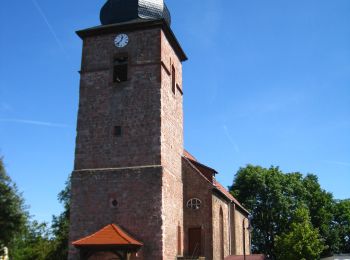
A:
[0,157,27,249]
[10,221,53,260]
[301,174,337,256]
[46,177,71,259]
[334,199,350,253]
[275,207,324,260]
[0,156,73,259]
[229,165,336,259]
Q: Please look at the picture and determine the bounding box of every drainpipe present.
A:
[243,218,247,260]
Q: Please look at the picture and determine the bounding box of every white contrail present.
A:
[0,118,69,128]
[223,125,240,153]
[30,0,69,57]
[324,160,350,167]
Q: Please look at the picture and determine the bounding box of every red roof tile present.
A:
[214,180,237,203]
[184,150,249,215]
[213,180,249,214]
[72,224,143,247]
[184,150,197,161]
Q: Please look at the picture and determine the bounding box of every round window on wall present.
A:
[187,198,202,210]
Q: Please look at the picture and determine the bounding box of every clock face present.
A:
[114,34,129,48]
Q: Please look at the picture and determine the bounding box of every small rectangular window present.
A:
[113,126,122,137]
[113,57,128,83]
[172,65,176,95]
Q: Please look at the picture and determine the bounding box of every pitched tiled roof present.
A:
[184,150,249,215]
[184,150,217,175]
[184,150,198,162]
[213,180,249,214]
[72,224,143,247]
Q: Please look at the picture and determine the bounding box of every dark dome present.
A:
[100,0,171,26]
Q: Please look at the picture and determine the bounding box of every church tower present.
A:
[68,0,187,259]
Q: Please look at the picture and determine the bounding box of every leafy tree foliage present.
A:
[0,156,72,259]
[301,174,336,256]
[9,221,53,260]
[229,165,348,259]
[275,207,324,260]
[334,199,350,253]
[46,177,71,259]
[0,157,27,248]
[9,177,71,259]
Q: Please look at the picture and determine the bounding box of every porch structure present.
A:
[72,224,143,260]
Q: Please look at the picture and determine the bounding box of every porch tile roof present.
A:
[72,224,143,247]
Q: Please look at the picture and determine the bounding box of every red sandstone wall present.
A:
[68,167,164,260]
[160,30,184,260]
[230,204,237,255]
[74,28,162,170]
[212,194,230,260]
[160,30,183,177]
[183,158,214,260]
[70,23,186,260]
[212,194,251,258]
[233,208,250,255]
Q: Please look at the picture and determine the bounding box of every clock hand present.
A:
[116,37,123,45]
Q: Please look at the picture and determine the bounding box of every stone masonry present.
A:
[182,155,251,260]
[183,158,214,259]
[68,8,251,260]
[68,20,187,260]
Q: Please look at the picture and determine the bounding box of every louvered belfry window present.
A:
[113,56,128,83]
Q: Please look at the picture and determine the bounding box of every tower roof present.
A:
[100,0,171,26]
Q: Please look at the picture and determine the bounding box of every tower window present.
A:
[109,198,118,209]
[113,56,128,83]
[113,126,122,137]
[172,65,176,95]
[111,199,118,207]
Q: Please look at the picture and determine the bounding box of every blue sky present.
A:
[0,0,349,223]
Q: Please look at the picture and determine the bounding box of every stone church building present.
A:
[68,0,251,259]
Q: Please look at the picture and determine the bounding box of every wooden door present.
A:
[188,227,202,257]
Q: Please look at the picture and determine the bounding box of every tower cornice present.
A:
[76,19,187,62]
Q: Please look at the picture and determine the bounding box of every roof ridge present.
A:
[112,224,143,246]
[111,224,131,244]
[72,224,143,247]
[183,157,214,185]
[213,180,250,214]
[72,224,110,245]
